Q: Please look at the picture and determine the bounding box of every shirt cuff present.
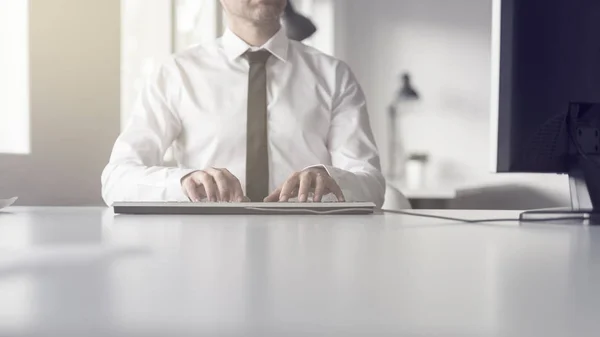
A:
[166,168,198,201]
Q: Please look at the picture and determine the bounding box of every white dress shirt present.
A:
[101,28,385,207]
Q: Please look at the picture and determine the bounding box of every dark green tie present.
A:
[245,50,272,202]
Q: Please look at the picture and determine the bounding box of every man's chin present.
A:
[254,0,285,6]
[251,8,283,22]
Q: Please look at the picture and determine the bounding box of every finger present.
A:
[329,181,346,202]
[280,174,300,202]
[297,172,313,202]
[313,174,326,202]
[182,177,202,202]
[221,169,244,202]
[206,168,230,202]
[193,172,218,202]
[264,188,282,202]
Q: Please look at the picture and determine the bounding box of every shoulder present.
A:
[289,41,361,97]
[170,38,221,68]
[289,40,348,68]
[289,41,356,82]
[151,38,222,82]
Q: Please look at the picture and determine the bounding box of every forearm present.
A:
[101,163,196,205]
[101,58,192,206]
[319,165,386,208]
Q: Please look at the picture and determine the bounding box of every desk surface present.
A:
[0,207,599,337]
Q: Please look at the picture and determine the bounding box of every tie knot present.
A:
[245,50,272,64]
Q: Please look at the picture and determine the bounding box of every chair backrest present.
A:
[383,184,412,210]
[449,184,569,210]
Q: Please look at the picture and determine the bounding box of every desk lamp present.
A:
[283,0,317,41]
[388,72,421,179]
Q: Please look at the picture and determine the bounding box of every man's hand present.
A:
[264,167,345,202]
[181,168,245,202]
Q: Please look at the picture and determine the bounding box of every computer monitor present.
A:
[491,0,600,212]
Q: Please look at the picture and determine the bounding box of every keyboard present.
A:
[112,201,376,215]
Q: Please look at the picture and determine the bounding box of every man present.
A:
[101,0,385,207]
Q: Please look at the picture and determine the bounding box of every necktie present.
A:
[245,50,272,202]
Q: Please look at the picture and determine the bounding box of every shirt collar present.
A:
[222,28,289,63]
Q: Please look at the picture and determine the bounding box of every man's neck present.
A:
[227,18,281,47]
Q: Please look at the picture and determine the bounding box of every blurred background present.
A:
[0,0,572,209]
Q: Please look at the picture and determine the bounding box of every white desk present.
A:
[0,207,599,336]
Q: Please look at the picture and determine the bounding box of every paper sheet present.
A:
[0,197,18,210]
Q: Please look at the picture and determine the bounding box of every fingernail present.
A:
[280,195,288,202]
[299,194,306,201]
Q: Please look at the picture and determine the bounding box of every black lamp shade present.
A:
[283,0,317,41]
[399,73,420,100]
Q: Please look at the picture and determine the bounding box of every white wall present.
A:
[334,0,571,208]
[0,0,30,154]
[296,0,336,56]
[0,0,120,206]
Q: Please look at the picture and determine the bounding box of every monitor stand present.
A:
[520,155,600,225]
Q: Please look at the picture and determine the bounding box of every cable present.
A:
[243,206,589,224]
[381,209,589,224]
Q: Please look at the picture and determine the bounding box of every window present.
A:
[0,0,30,154]
[175,0,223,52]
[294,0,335,56]
[121,0,173,129]
[121,0,221,162]
[121,0,222,129]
